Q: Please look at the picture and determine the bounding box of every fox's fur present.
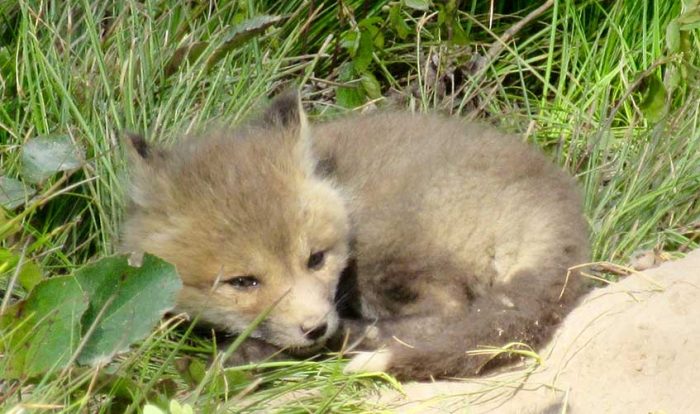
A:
[121,92,589,380]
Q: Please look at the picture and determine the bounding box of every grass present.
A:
[1,0,699,412]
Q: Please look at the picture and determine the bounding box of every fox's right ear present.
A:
[262,89,304,129]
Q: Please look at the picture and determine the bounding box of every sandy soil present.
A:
[376,248,700,413]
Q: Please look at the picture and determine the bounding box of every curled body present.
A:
[121,92,589,380]
[315,112,589,379]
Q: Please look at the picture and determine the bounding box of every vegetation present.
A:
[1,0,698,412]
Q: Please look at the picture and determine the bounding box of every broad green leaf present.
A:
[336,63,365,108]
[437,4,447,26]
[389,5,411,39]
[680,30,693,56]
[339,29,360,56]
[206,15,284,70]
[166,15,283,76]
[666,20,681,53]
[0,248,43,292]
[677,8,700,30]
[165,41,207,76]
[639,74,667,123]
[358,18,384,50]
[76,254,181,365]
[353,27,375,73]
[143,405,167,414]
[449,19,469,45]
[665,64,681,92]
[0,276,88,379]
[169,401,194,414]
[175,357,207,387]
[21,135,83,184]
[404,0,430,11]
[440,0,469,45]
[361,72,382,100]
[17,260,42,292]
[0,176,36,210]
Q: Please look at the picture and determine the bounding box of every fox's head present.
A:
[121,92,350,350]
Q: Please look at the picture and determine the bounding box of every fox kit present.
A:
[121,92,588,380]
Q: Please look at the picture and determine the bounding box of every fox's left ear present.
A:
[123,133,152,161]
[122,132,170,208]
[263,89,310,143]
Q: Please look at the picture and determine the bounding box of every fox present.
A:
[121,91,589,380]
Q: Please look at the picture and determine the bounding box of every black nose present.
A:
[303,323,328,341]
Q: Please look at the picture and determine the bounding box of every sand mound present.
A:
[378,249,700,413]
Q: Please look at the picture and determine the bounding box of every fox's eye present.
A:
[225,275,260,289]
[307,250,326,270]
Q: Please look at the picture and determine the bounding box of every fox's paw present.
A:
[343,349,393,374]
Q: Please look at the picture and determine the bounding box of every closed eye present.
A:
[224,275,260,289]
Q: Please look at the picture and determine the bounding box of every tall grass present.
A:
[1,0,698,412]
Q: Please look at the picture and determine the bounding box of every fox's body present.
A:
[122,93,588,379]
[315,113,588,378]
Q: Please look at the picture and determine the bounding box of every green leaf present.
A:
[206,15,284,70]
[165,41,207,76]
[21,135,83,184]
[666,20,681,53]
[336,63,365,108]
[169,400,194,414]
[175,357,207,387]
[389,5,411,39]
[665,64,681,92]
[339,29,360,56]
[677,8,700,30]
[143,405,167,414]
[222,368,253,389]
[0,248,43,292]
[0,276,88,379]
[404,0,430,11]
[450,19,469,45]
[165,15,283,76]
[17,261,42,292]
[76,254,181,365]
[639,74,667,123]
[361,72,382,100]
[353,27,375,73]
[358,18,384,50]
[0,176,35,210]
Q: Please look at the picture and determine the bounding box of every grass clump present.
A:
[1,0,699,412]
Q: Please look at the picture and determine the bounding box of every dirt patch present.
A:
[377,249,700,413]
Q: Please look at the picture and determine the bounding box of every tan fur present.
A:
[121,93,349,350]
[122,93,589,379]
[315,112,589,379]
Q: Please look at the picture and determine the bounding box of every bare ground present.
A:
[376,248,700,413]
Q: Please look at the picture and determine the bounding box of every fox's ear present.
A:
[124,133,151,160]
[122,133,167,208]
[123,132,169,163]
[263,89,303,127]
[262,89,316,173]
[262,89,310,140]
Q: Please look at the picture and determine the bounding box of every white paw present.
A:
[343,349,393,374]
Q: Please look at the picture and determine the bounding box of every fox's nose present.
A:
[302,322,328,341]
